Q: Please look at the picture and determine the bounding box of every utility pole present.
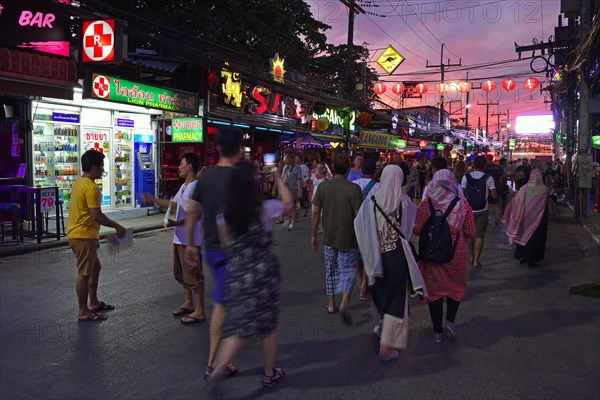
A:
[575,0,592,217]
[506,109,511,160]
[491,111,507,141]
[426,44,462,125]
[477,99,500,137]
[339,0,365,97]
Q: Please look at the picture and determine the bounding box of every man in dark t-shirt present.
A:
[312,156,363,323]
[484,154,504,224]
[185,126,242,379]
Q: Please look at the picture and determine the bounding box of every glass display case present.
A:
[82,128,112,207]
[113,129,134,207]
[32,122,79,210]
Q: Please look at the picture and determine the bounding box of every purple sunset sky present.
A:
[306,0,563,136]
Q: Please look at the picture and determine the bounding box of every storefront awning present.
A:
[311,133,344,143]
[0,48,79,100]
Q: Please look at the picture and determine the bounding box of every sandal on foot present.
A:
[92,301,115,312]
[326,305,338,314]
[262,367,285,387]
[181,315,207,324]
[78,312,107,322]
[173,307,194,317]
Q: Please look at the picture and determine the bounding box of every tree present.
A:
[81,0,378,105]
[312,43,379,105]
[102,0,330,73]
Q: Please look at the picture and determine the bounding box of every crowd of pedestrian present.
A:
[65,127,556,398]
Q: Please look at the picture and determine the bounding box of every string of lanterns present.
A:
[374,78,541,95]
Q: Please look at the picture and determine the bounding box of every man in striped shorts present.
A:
[311,156,363,323]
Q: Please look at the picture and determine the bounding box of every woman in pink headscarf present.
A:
[413,169,475,343]
[502,168,548,266]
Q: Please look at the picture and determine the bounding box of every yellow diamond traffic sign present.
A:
[376,45,405,75]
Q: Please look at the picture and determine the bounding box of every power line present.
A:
[397,0,463,61]
[383,0,442,56]
[362,13,430,62]
[352,0,507,19]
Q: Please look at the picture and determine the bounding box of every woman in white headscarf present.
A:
[354,164,421,362]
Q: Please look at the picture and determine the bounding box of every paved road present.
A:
[1,210,599,400]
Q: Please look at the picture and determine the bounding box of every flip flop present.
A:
[78,312,107,322]
[173,307,194,317]
[326,305,338,314]
[181,315,207,324]
[92,301,115,312]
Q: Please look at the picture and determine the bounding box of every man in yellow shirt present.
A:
[68,150,125,322]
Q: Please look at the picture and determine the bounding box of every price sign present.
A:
[40,188,56,212]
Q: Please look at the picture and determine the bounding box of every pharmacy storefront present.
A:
[32,90,160,210]
[31,74,200,211]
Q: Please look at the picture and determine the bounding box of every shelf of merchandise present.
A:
[32,123,79,210]
[113,130,133,207]
[160,166,181,198]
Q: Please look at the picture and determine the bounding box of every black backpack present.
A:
[419,198,460,263]
[465,173,489,211]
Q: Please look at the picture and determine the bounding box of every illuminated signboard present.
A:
[270,53,286,83]
[221,62,242,108]
[0,0,71,57]
[82,19,115,62]
[246,85,307,120]
[313,108,357,131]
[515,115,554,135]
[359,130,398,149]
[171,118,203,142]
[86,74,199,115]
[376,45,405,75]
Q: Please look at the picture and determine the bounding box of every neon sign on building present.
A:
[246,85,306,120]
[312,108,357,131]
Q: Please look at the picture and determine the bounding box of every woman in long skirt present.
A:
[502,168,548,266]
[355,165,419,361]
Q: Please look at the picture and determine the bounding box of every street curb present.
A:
[0,224,165,259]
[579,217,600,246]
[566,203,600,246]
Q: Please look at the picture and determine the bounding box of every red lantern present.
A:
[501,79,516,92]
[391,83,405,95]
[436,83,449,95]
[419,140,428,148]
[524,77,540,91]
[458,82,472,93]
[482,80,497,92]
[415,83,428,95]
[374,83,386,95]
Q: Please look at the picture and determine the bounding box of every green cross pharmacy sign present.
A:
[88,74,200,115]
[171,118,203,142]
